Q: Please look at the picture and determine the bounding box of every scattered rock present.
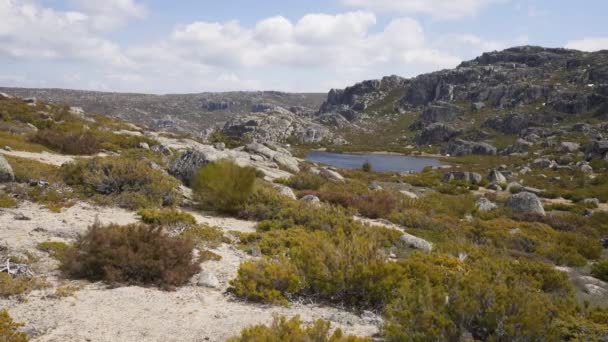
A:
[506,192,545,216]
[273,184,297,200]
[137,142,150,150]
[487,170,507,184]
[400,233,433,253]
[443,171,483,185]
[557,142,580,153]
[415,123,461,145]
[300,195,320,203]
[13,213,31,221]
[0,155,15,183]
[213,142,226,151]
[476,197,498,212]
[197,272,220,289]
[400,190,418,199]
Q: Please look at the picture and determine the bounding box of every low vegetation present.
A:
[60,222,200,289]
[0,273,48,298]
[192,160,257,213]
[228,315,371,342]
[0,309,28,342]
[62,154,180,209]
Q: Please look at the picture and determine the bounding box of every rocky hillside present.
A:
[318,46,608,154]
[0,87,326,140]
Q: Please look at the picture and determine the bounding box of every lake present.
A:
[305,151,442,173]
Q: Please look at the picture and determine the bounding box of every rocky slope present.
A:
[0,88,326,141]
[318,46,608,154]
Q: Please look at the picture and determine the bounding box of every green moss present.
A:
[37,241,69,260]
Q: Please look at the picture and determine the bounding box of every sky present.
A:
[1,0,607,94]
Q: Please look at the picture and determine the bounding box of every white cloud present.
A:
[69,0,146,30]
[0,1,509,93]
[340,0,505,19]
[0,0,132,66]
[566,38,608,52]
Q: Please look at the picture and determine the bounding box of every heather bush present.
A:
[192,160,256,213]
[361,161,372,172]
[228,315,371,342]
[592,259,608,282]
[62,155,179,209]
[277,171,326,191]
[0,309,28,342]
[60,223,200,289]
[138,208,196,227]
[37,241,69,260]
[0,273,48,298]
[179,224,227,248]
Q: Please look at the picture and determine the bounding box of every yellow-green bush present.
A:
[0,309,28,342]
[60,223,199,289]
[62,155,179,209]
[37,241,69,260]
[592,259,608,282]
[0,273,48,298]
[0,193,17,208]
[230,257,303,306]
[228,315,371,342]
[179,224,227,248]
[192,160,256,213]
[277,171,326,191]
[138,208,196,227]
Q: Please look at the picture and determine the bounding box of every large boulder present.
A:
[506,192,545,216]
[442,139,497,156]
[443,171,483,185]
[587,140,608,160]
[169,149,213,185]
[483,113,531,134]
[504,138,533,154]
[400,233,433,253]
[0,154,15,182]
[245,143,300,173]
[557,142,581,153]
[415,123,461,145]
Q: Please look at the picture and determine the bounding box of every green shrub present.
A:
[0,273,48,298]
[138,208,196,227]
[60,223,200,289]
[306,189,399,219]
[277,172,326,191]
[199,249,222,262]
[62,156,179,209]
[32,125,101,155]
[227,315,371,342]
[0,309,28,342]
[179,224,227,248]
[362,161,372,173]
[37,241,69,260]
[591,259,608,282]
[4,155,62,183]
[192,160,256,213]
[0,193,17,208]
[229,257,303,306]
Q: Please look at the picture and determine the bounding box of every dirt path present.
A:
[0,149,112,166]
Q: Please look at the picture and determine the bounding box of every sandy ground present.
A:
[0,201,379,341]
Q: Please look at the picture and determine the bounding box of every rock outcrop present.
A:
[442,139,497,156]
[415,123,461,145]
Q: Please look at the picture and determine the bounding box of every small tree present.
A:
[192,159,257,213]
[362,161,372,173]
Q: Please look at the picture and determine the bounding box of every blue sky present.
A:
[1,0,607,94]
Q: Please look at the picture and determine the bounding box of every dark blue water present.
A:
[305,151,442,173]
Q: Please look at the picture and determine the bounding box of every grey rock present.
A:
[197,272,220,289]
[442,139,497,156]
[300,195,320,203]
[505,138,533,154]
[519,166,532,175]
[558,142,580,153]
[3,146,12,152]
[487,183,503,191]
[581,164,594,173]
[583,198,600,206]
[400,233,433,253]
[0,154,15,183]
[488,170,507,184]
[587,140,608,160]
[532,158,553,169]
[213,142,226,151]
[443,171,483,185]
[476,197,498,212]
[273,184,297,200]
[415,123,461,145]
[137,142,150,150]
[506,192,545,216]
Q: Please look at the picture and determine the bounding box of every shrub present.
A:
[0,309,28,342]
[0,193,17,208]
[192,160,256,213]
[277,172,326,191]
[60,223,200,289]
[229,257,303,306]
[0,273,48,298]
[591,259,608,282]
[199,249,222,262]
[179,224,227,248]
[309,189,399,219]
[362,161,372,173]
[37,241,69,260]
[138,208,196,227]
[62,156,179,209]
[32,125,101,155]
[227,315,371,342]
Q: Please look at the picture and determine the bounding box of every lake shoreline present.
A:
[305,151,443,173]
